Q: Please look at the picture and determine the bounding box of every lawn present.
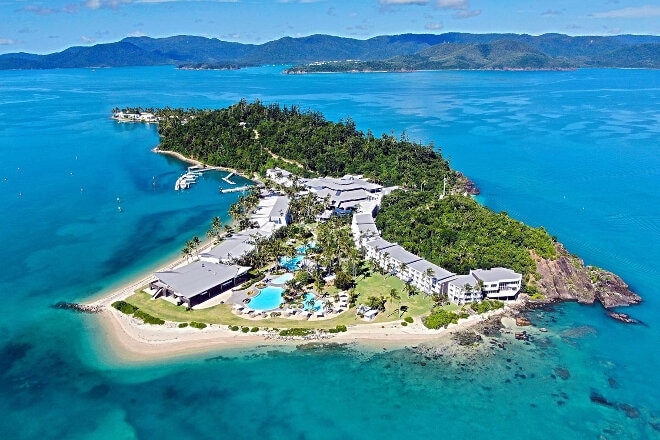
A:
[124,270,435,329]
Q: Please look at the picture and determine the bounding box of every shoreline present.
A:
[88,264,514,363]
[152,147,256,182]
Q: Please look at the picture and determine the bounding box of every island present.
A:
[88,102,641,361]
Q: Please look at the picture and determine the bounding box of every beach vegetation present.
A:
[230,325,239,331]
[401,321,408,326]
[178,322,189,328]
[241,326,250,333]
[190,321,207,329]
[133,310,165,325]
[423,310,460,329]
[279,328,315,337]
[469,300,504,314]
[250,327,259,332]
[404,316,414,323]
[111,300,138,315]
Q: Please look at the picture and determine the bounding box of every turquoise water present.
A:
[249,286,284,310]
[279,254,304,271]
[271,272,294,285]
[0,66,658,439]
[304,293,322,311]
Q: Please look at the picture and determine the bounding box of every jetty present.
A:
[220,185,252,194]
[222,171,237,185]
[174,166,209,191]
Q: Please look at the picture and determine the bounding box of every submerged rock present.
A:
[607,311,641,324]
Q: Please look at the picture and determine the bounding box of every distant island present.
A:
[1,33,658,71]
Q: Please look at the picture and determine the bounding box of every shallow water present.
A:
[0,66,657,439]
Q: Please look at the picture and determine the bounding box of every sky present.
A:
[1,0,659,54]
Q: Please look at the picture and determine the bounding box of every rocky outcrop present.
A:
[530,244,641,309]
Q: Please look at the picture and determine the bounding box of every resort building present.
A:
[251,194,291,228]
[265,167,295,187]
[351,213,380,246]
[199,238,255,265]
[151,261,251,308]
[447,268,523,304]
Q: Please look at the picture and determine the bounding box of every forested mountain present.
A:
[1,33,658,70]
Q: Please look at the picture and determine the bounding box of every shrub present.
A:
[241,326,250,333]
[404,316,414,323]
[238,272,265,290]
[328,328,339,334]
[470,300,505,314]
[401,321,408,326]
[133,310,165,325]
[250,327,259,332]
[334,270,354,290]
[230,325,239,331]
[178,322,189,328]
[335,324,347,332]
[190,321,207,329]
[423,310,459,329]
[279,328,315,337]
[111,300,138,315]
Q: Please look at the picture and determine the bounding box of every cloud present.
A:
[435,0,467,9]
[455,9,480,18]
[19,5,57,15]
[541,9,562,16]
[126,30,147,37]
[0,39,18,46]
[425,22,443,30]
[379,0,428,4]
[85,0,134,10]
[81,36,97,43]
[434,0,479,19]
[592,5,660,18]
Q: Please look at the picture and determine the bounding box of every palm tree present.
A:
[388,288,401,316]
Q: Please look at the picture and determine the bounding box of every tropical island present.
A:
[88,101,641,359]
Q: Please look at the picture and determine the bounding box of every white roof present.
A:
[471,267,522,282]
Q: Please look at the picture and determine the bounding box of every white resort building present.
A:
[153,192,292,307]
[349,189,522,304]
[448,268,523,304]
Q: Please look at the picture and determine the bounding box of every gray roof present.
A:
[204,239,255,261]
[357,223,379,236]
[408,259,455,281]
[354,213,376,225]
[471,267,522,282]
[270,195,290,218]
[385,245,422,265]
[365,238,396,252]
[155,261,250,298]
[449,274,478,289]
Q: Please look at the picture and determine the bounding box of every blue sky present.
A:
[1,0,658,54]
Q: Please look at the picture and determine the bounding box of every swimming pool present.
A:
[248,286,284,310]
[279,254,304,271]
[296,242,317,254]
[303,293,323,311]
[271,273,294,284]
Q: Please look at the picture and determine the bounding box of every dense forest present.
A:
[376,191,556,279]
[155,100,454,191]
[151,100,557,286]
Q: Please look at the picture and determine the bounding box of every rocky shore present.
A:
[530,243,641,310]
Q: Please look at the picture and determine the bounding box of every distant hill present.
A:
[0,33,658,71]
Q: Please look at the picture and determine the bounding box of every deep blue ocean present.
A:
[0,66,657,439]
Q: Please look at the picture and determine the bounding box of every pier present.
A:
[222,171,237,185]
[174,166,209,190]
[220,185,252,193]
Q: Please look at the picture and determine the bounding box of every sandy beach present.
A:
[89,266,512,363]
